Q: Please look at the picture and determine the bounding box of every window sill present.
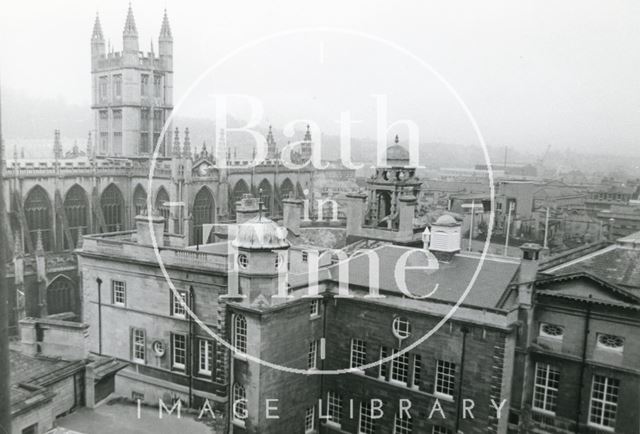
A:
[587,423,614,432]
[323,421,341,430]
[433,392,454,402]
[232,419,246,428]
[531,408,555,417]
[233,353,247,362]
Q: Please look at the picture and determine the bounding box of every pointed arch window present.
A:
[193,187,215,244]
[63,185,89,249]
[231,180,250,215]
[47,277,75,315]
[101,184,124,232]
[133,185,147,216]
[257,180,272,214]
[24,186,52,251]
[155,188,170,232]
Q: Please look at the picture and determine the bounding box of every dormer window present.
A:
[540,323,564,339]
[597,334,624,351]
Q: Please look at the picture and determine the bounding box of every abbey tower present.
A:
[90,6,173,158]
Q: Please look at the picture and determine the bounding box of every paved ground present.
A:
[54,402,213,434]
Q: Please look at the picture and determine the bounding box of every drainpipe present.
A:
[575,294,592,432]
[96,277,102,355]
[319,295,329,407]
[228,312,235,434]
[455,326,470,433]
[188,286,195,408]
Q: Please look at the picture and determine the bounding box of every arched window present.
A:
[375,191,392,226]
[231,180,250,215]
[233,314,247,354]
[232,383,247,423]
[155,187,170,232]
[296,182,305,199]
[274,178,294,216]
[193,187,215,244]
[101,184,124,232]
[133,184,147,217]
[280,178,294,200]
[257,179,272,214]
[47,276,75,315]
[24,186,52,251]
[63,185,89,249]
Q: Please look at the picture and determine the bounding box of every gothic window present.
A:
[101,184,124,232]
[280,178,294,199]
[63,185,89,249]
[99,76,108,101]
[230,180,249,215]
[112,109,123,155]
[278,178,294,215]
[140,74,149,96]
[155,188,170,232]
[153,75,162,97]
[140,109,150,154]
[24,186,52,251]
[113,74,122,99]
[257,179,272,214]
[193,187,215,244]
[153,110,164,154]
[46,276,75,315]
[133,185,147,217]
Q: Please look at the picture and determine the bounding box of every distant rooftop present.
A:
[542,234,640,292]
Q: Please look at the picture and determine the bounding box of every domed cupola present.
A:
[230,212,290,305]
[233,215,289,251]
[385,137,411,167]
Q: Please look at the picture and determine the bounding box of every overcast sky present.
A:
[1,0,639,155]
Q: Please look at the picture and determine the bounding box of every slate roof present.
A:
[10,349,84,416]
[328,244,521,310]
[542,244,640,292]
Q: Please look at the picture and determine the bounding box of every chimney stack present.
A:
[517,243,545,306]
[283,197,303,235]
[236,194,260,223]
[135,210,165,247]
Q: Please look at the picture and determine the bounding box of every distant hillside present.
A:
[1,89,638,179]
